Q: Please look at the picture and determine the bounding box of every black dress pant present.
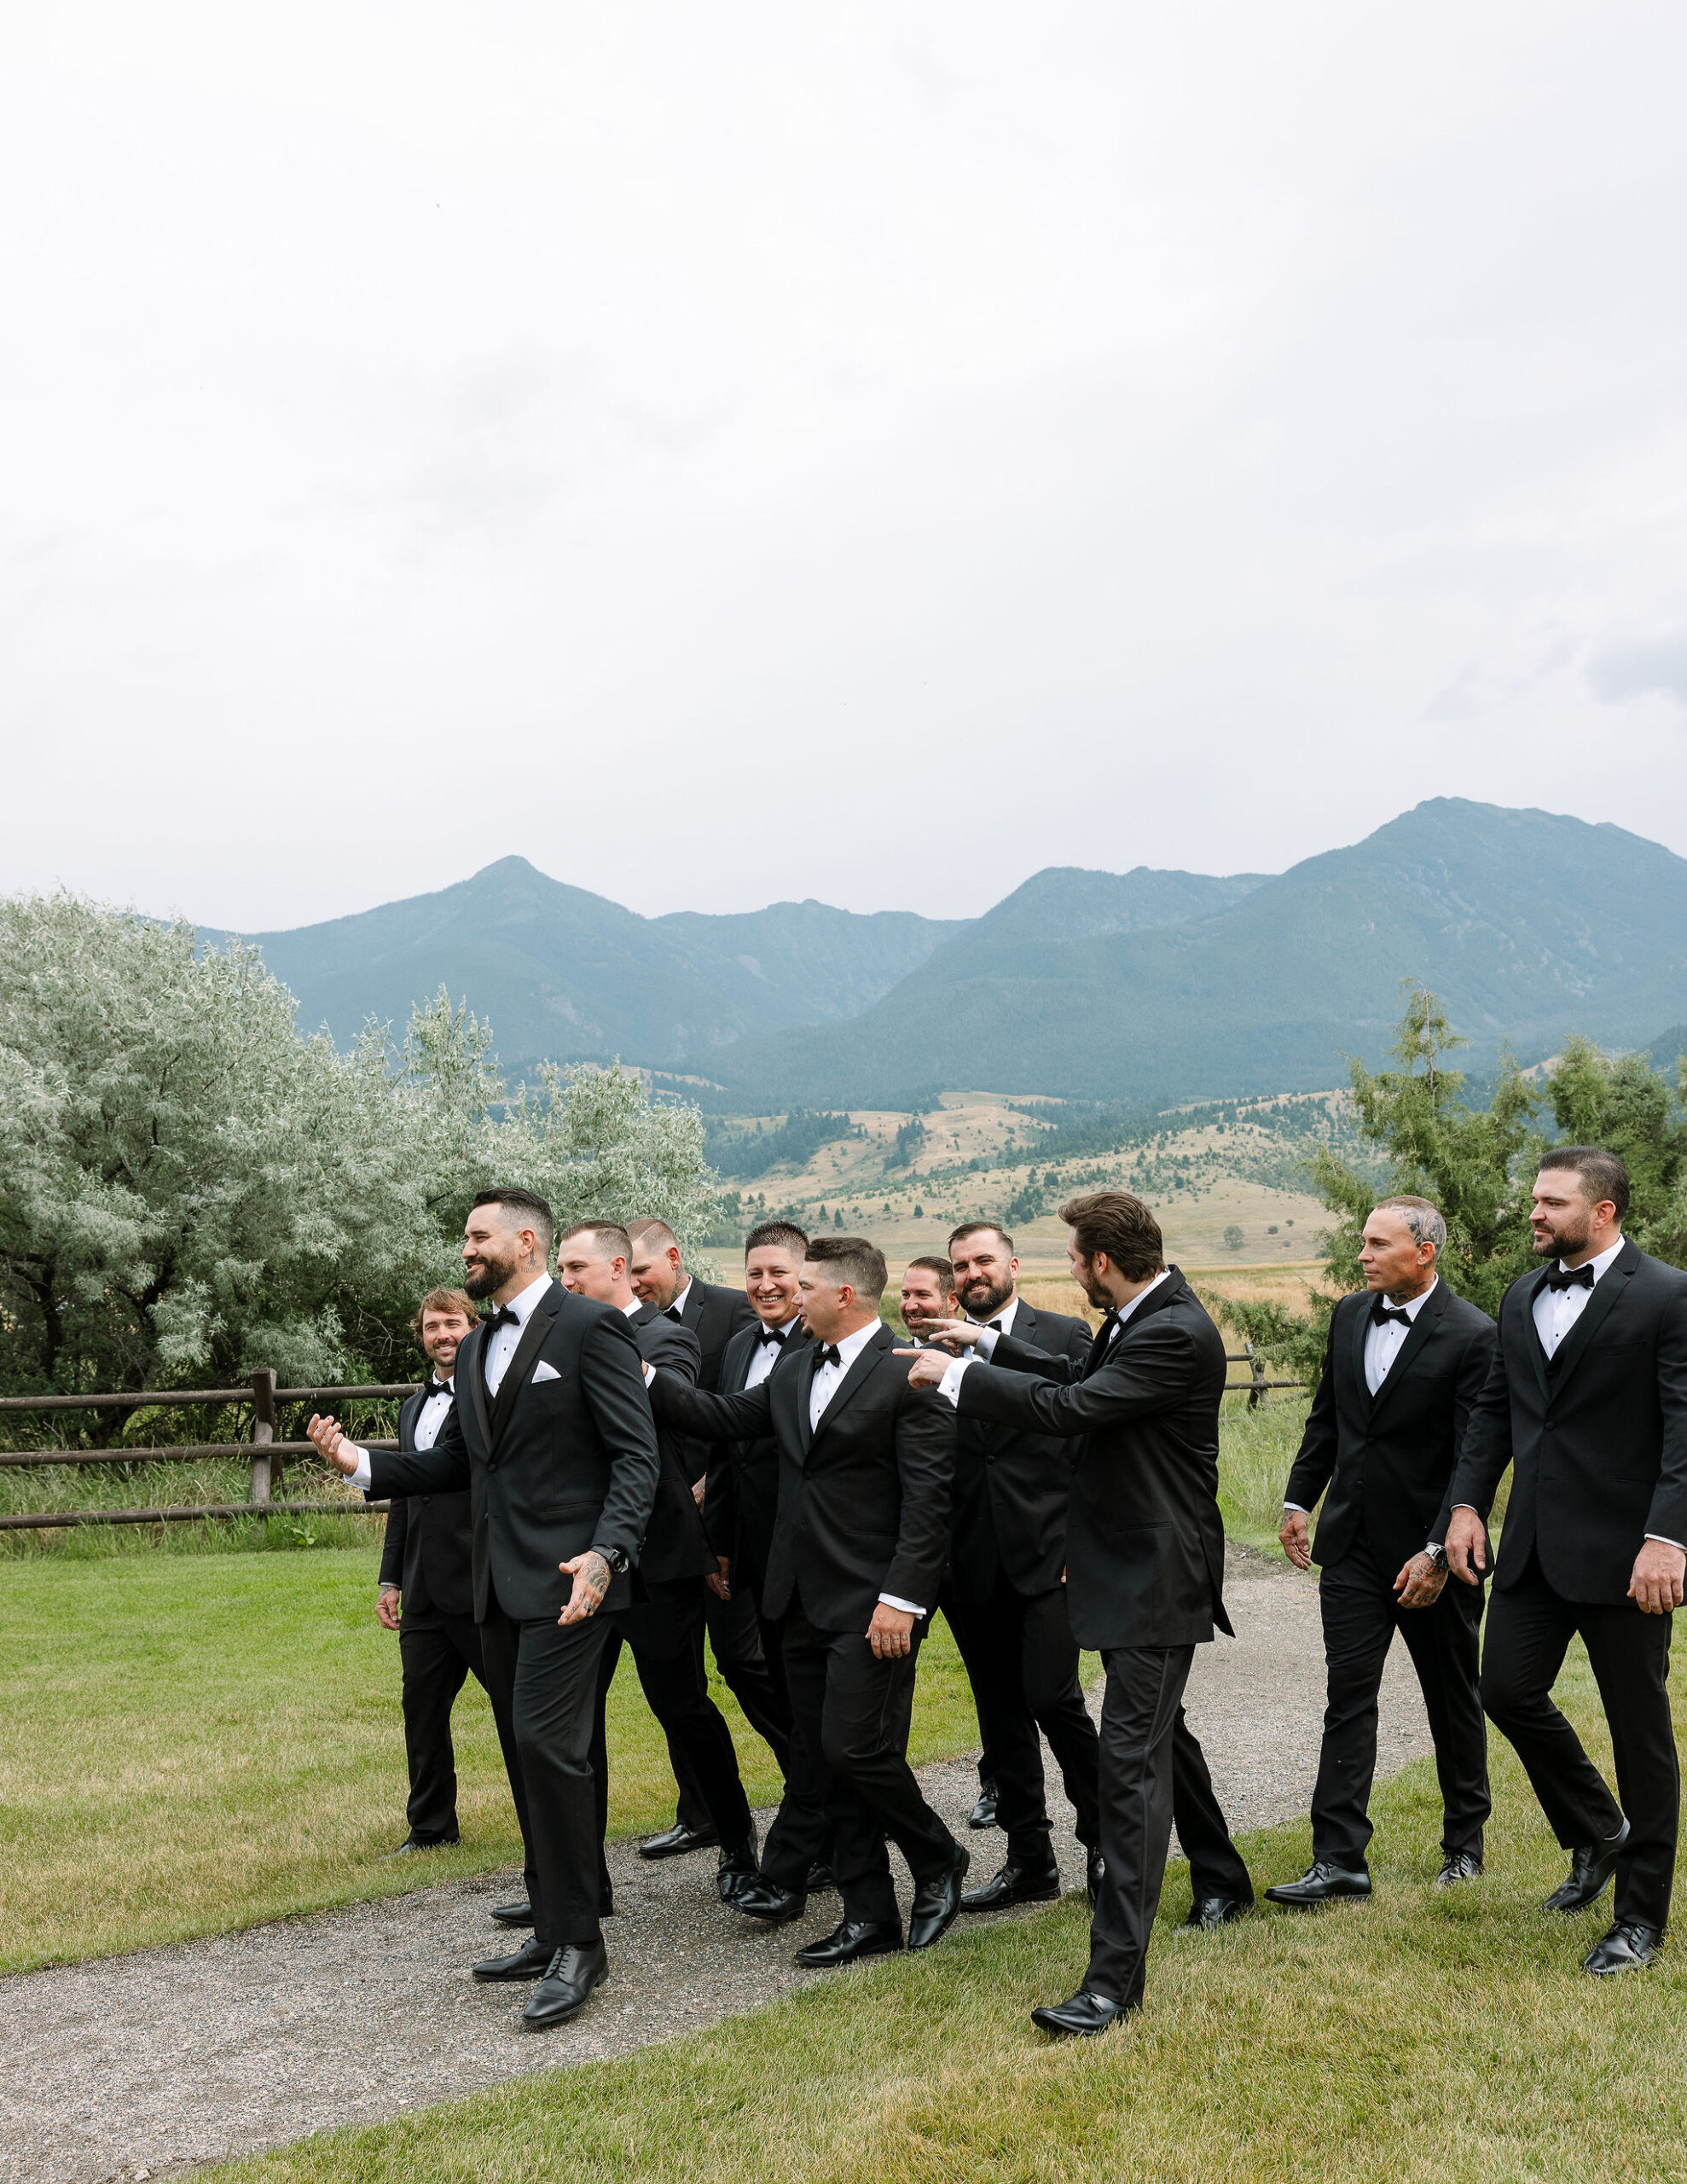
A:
[1312,1530,1490,1869]
[592,1576,754,1878]
[671,1577,794,1832]
[1087,1644,1195,2011]
[775,1594,958,1926]
[945,1573,1101,1860]
[397,1608,530,1867]
[478,1590,613,1952]
[1479,1552,1678,1930]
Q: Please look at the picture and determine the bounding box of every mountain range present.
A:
[217,800,1687,1109]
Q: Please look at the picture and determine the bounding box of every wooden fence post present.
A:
[249,1369,277,1506]
[1245,1341,1266,1410]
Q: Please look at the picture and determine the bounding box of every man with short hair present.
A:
[1271,1197,1496,1906]
[651,1237,965,1965]
[907,1192,1242,2036]
[555,1222,759,1906]
[308,1190,660,2030]
[901,1256,959,1339]
[1447,1147,1687,1976]
[377,1288,528,1868]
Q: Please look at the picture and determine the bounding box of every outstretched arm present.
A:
[955,1318,1197,1438]
[650,1370,773,1443]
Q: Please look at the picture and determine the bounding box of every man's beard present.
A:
[959,1275,1014,1321]
[1533,1214,1591,1259]
[464,1245,519,1299]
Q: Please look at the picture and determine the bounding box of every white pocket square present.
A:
[530,1360,561,1383]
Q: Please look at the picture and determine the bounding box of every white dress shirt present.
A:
[668,1278,693,1321]
[1283,1280,1437,1519]
[744,1314,802,1391]
[1532,1238,1625,1356]
[808,1317,927,1619]
[938,1269,1172,1405]
[412,1375,455,1451]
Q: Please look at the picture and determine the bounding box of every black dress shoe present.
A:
[521,1939,609,2028]
[1545,1821,1629,1914]
[908,1845,970,1950]
[793,1917,902,1967]
[718,1827,760,1902]
[1087,1850,1104,1909]
[386,1833,456,1857]
[1583,1919,1662,1976]
[731,1878,808,1924]
[1265,1862,1372,1908]
[472,1937,554,1982]
[490,1899,535,1927]
[600,1882,616,1917]
[639,1819,720,1859]
[1182,1893,1253,1930]
[804,1861,837,1893]
[1031,1987,1131,2038]
[1435,1850,1483,1890]
[968,1779,1000,1831]
[961,1856,1061,1913]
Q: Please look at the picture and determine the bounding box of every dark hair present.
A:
[627,1217,679,1251]
[745,1220,809,1258]
[1059,1190,1164,1281]
[471,1188,555,1257]
[1372,1195,1447,1256]
[948,1220,1013,1254]
[412,1287,478,1339]
[1538,1145,1631,1223]
[558,1218,633,1259]
[906,1255,954,1290]
[804,1234,889,1302]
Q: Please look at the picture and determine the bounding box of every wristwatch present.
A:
[1422,1542,1449,1572]
[591,1542,630,1578]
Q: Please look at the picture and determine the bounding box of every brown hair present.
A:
[558,1219,633,1258]
[470,1188,555,1256]
[412,1287,479,1339]
[1538,1145,1631,1223]
[804,1234,889,1302]
[906,1255,955,1289]
[745,1220,809,1258]
[1059,1190,1165,1281]
[948,1220,1013,1254]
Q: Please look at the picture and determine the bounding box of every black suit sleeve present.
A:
[377,1490,408,1589]
[958,1318,1198,1437]
[577,1311,664,1561]
[1283,1307,1342,1513]
[990,1331,1084,1383]
[1446,1312,1517,1520]
[1429,1315,1499,1544]
[884,1385,955,1611]
[650,1370,774,1442]
[1647,1282,1687,1546]
[639,1314,701,1385]
[369,1397,471,1498]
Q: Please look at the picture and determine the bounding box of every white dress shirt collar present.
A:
[1113,1266,1173,1331]
[1382,1275,1438,1319]
[498,1274,548,1327]
[1553,1238,1625,1285]
[670,1278,693,1318]
[621,1295,643,1317]
[826,1317,881,1371]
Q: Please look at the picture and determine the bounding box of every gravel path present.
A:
[2,1551,1433,2184]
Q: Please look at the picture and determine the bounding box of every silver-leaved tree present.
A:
[0,894,716,1399]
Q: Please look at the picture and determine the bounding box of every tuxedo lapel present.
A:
[461,1323,494,1452]
[489,1283,561,1452]
[785,1345,816,1461]
[398,1388,424,1451]
[811,1326,890,1448]
[1368,1284,1446,1420]
[1348,1292,1374,1414]
[1544,1244,1636,1396]
[1522,1268,1553,1402]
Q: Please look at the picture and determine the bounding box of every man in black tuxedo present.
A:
[1447,1147,1687,1976]
[1271,1197,1495,1905]
[376,1287,530,1863]
[908,1191,1242,2036]
[626,1216,775,1860]
[557,1221,759,1905]
[308,1188,660,2030]
[651,1236,967,1965]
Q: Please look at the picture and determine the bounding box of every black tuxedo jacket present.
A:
[377,1384,474,1618]
[702,1318,814,1594]
[652,1321,954,1633]
[675,1277,757,1392]
[948,1298,1093,1602]
[1447,1239,1687,1604]
[959,1269,1231,1651]
[1284,1282,1497,1577]
[627,1303,712,1583]
[368,1280,661,1624]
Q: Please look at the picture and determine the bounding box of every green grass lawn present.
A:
[0,1548,985,1974]
[201,1641,1687,2184]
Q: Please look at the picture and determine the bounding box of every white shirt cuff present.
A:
[642,1361,655,1385]
[1282,1502,1307,1514]
[974,1325,1000,1361]
[878,1594,926,1618]
[345,1443,372,1490]
[1644,1534,1685,1551]
[936,1355,974,1407]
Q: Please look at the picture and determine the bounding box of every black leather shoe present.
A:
[1087,1850,1104,1909]
[1031,1988,1131,2038]
[472,1937,553,1982]
[804,1861,837,1893]
[968,1779,1000,1831]
[600,1882,616,1917]
[1545,1821,1630,1914]
[490,1900,534,1927]
[732,1878,808,1924]
[908,1845,970,1950]
[521,1939,609,2028]
[1435,1850,1483,1890]
[385,1833,455,1857]
[1182,1892,1253,1930]
[1265,1862,1372,1908]
[640,1819,720,1859]
[718,1827,760,1902]
[793,1918,902,1966]
[961,1856,1061,1913]
[1583,1919,1662,1975]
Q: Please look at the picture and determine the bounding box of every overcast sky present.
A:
[5,2,1687,929]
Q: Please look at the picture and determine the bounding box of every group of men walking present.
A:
[309,1138,1684,2036]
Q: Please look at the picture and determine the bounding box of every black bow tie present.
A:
[1371,1300,1414,1328]
[426,1379,453,1397]
[986,1320,1004,1334]
[665,1305,684,1322]
[757,1326,788,1350]
[1546,1263,1597,1292]
[486,1305,519,1332]
[814,1344,843,1371]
